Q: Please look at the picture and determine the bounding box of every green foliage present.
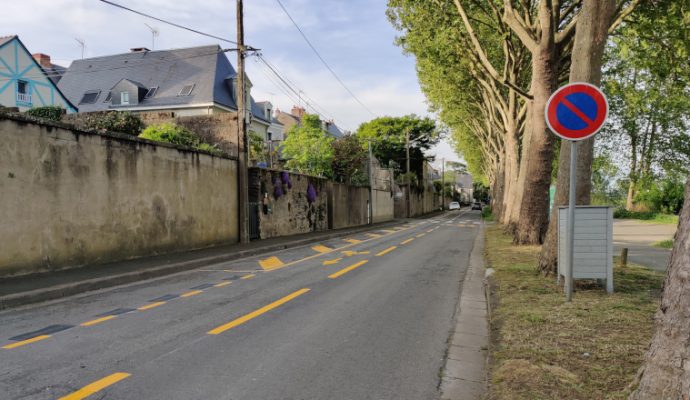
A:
[591,152,624,206]
[613,209,679,224]
[355,115,440,181]
[248,132,266,162]
[25,106,64,121]
[281,114,334,177]
[80,111,145,136]
[473,182,489,202]
[139,123,220,154]
[331,134,368,185]
[481,206,493,221]
[653,239,674,249]
[635,173,686,214]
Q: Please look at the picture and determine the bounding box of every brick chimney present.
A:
[32,53,52,68]
[291,106,306,119]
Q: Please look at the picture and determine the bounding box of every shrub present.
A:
[139,123,220,154]
[25,106,64,121]
[80,111,145,135]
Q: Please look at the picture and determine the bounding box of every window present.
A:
[79,90,100,104]
[17,80,28,94]
[120,91,130,105]
[145,87,158,98]
[104,92,112,102]
[178,84,194,96]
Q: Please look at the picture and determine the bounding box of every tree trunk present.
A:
[629,173,690,399]
[513,45,558,244]
[501,119,521,226]
[627,134,639,210]
[492,161,506,219]
[537,0,616,273]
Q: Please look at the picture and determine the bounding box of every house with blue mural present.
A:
[0,35,76,112]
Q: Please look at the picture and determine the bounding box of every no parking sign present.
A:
[546,82,608,302]
[545,82,608,141]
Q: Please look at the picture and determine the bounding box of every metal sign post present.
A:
[545,83,609,302]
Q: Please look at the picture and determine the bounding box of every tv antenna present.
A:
[74,38,85,59]
[144,23,159,50]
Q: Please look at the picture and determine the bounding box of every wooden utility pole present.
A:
[368,139,374,225]
[237,0,250,243]
[441,158,445,210]
[405,129,411,218]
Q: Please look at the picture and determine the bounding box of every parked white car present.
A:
[448,202,460,210]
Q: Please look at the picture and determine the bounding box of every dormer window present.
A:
[120,91,130,105]
[79,90,100,104]
[178,84,194,96]
[145,87,158,98]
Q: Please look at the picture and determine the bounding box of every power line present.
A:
[274,0,376,117]
[99,0,249,49]
[95,0,347,128]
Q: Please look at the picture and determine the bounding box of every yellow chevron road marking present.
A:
[259,256,285,270]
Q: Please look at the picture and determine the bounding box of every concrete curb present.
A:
[0,220,403,310]
[440,222,488,400]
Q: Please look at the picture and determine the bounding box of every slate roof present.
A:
[57,44,269,122]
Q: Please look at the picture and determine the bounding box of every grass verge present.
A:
[652,239,674,249]
[485,226,663,400]
[482,206,494,221]
[613,209,678,225]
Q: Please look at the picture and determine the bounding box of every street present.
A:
[0,210,480,400]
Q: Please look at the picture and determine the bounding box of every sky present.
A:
[3,0,461,164]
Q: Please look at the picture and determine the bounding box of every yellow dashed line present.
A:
[416,233,426,238]
[181,290,203,298]
[241,274,255,280]
[137,302,166,311]
[2,335,50,349]
[208,288,310,335]
[401,238,414,245]
[328,260,369,279]
[214,281,232,288]
[376,246,397,256]
[58,372,131,400]
[80,315,116,327]
[323,258,342,265]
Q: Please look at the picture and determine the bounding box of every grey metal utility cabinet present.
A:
[558,206,614,293]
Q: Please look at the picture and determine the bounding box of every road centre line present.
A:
[58,372,131,400]
[208,288,311,335]
[80,315,116,327]
[137,302,166,311]
[214,281,232,288]
[241,274,255,280]
[253,225,412,272]
[416,233,426,238]
[401,238,414,245]
[2,335,50,349]
[375,246,396,256]
[180,290,203,298]
[328,260,369,279]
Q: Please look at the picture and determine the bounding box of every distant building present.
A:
[0,35,76,112]
[454,172,474,203]
[57,44,271,137]
[275,106,343,139]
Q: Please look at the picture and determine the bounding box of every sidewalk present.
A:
[440,223,488,400]
[0,219,407,310]
[613,219,676,271]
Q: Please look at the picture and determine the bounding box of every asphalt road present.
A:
[0,210,480,400]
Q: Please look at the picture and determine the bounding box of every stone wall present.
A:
[329,183,369,229]
[64,111,242,158]
[394,185,440,218]
[248,168,328,239]
[372,189,394,223]
[0,112,238,277]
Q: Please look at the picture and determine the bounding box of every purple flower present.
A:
[274,185,283,199]
[306,183,317,203]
